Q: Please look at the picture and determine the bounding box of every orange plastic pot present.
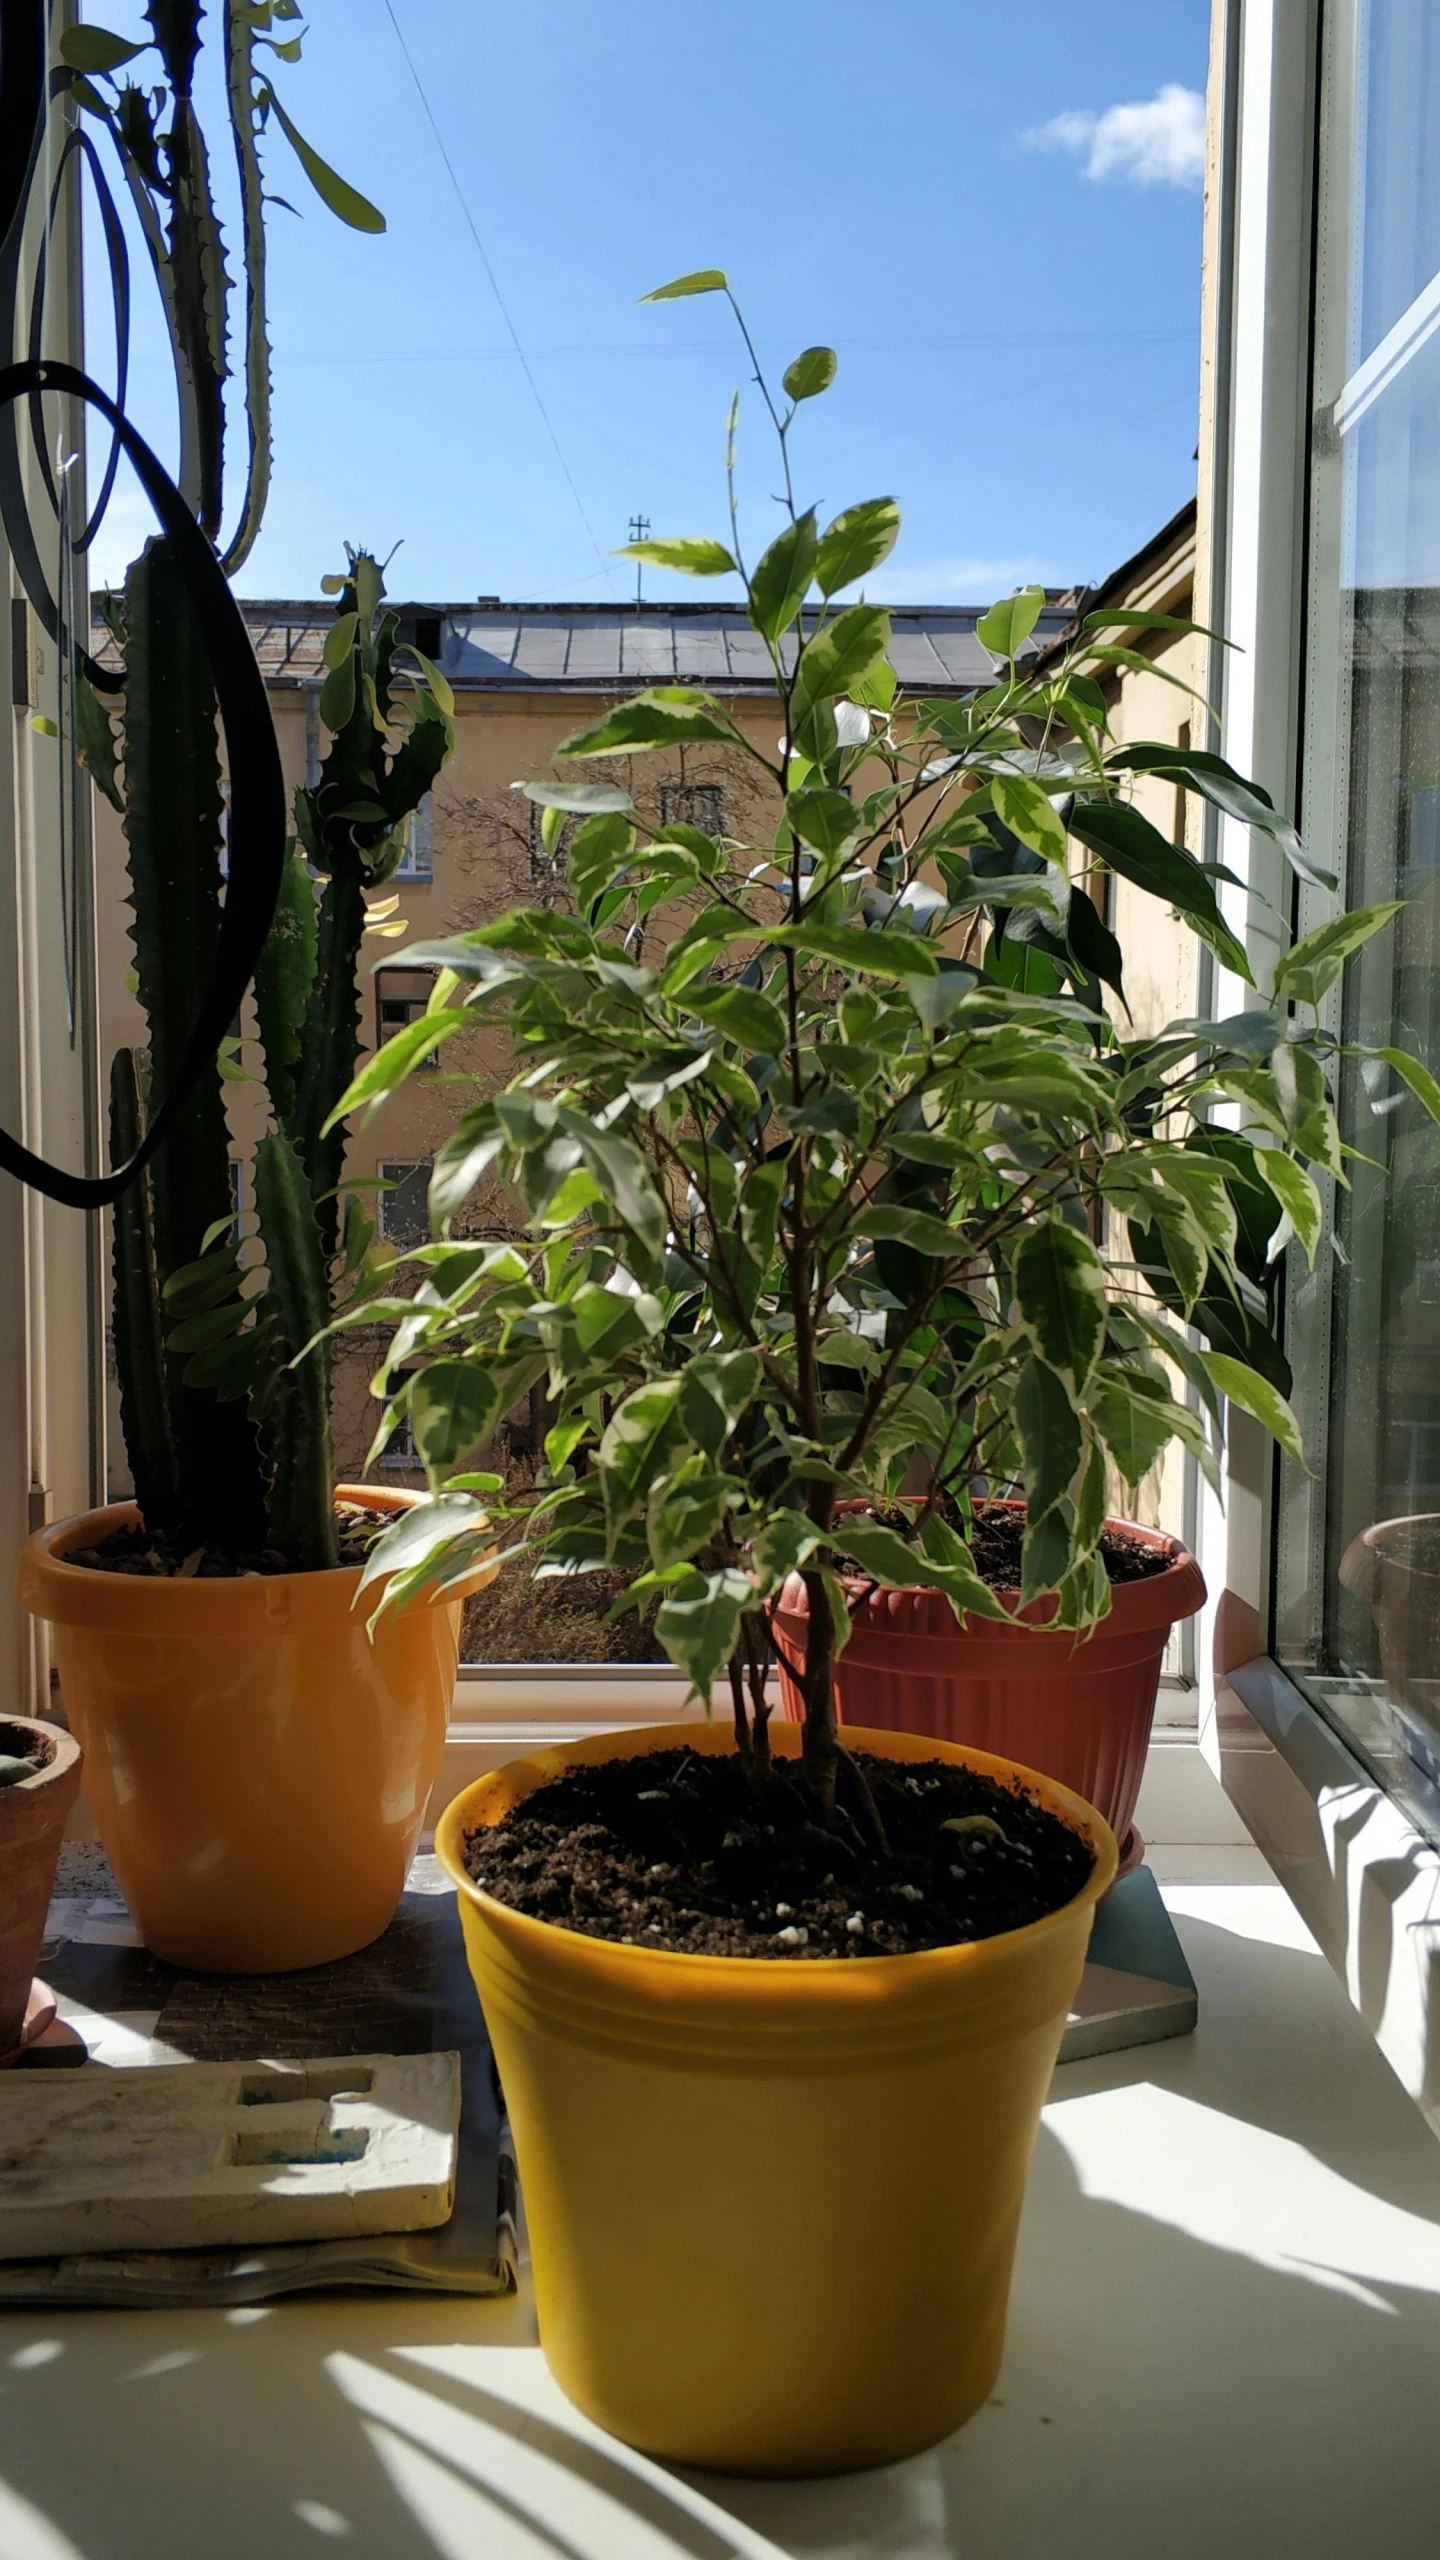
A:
[16,1486,493,1974]
[437,1719,1116,2476]
[774,1503,1204,1867]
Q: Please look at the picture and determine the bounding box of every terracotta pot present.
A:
[0,1715,82,2053]
[15,1485,494,1975]
[1339,1513,1440,1756]
[438,1718,1117,2475]
[773,1500,1205,1864]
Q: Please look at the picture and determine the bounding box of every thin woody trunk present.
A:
[728,1610,775,1776]
[798,1564,841,1811]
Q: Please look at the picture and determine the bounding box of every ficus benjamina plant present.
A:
[331,270,1440,1817]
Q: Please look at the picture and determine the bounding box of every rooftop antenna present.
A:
[628,513,650,609]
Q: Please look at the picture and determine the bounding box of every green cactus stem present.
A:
[252,1132,338,1571]
[119,534,266,1551]
[285,552,454,1257]
[108,1047,179,1535]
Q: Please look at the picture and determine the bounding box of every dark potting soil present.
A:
[462,1746,1094,1959]
[968,1507,1173,1590]
[849,1503,1175,1593]
[64,1502,391,1580]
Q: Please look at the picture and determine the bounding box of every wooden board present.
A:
[0,2051,460,2259]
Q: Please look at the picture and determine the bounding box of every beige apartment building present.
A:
[93,590,1094,1490]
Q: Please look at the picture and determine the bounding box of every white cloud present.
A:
[1023,83,1205,190]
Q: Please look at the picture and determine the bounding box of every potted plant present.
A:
[8,6,488,1977]
[15,548,486,1975]
[331,272,1436,2470]
[772,1496,1204,1876]
[0,1718,83,2063]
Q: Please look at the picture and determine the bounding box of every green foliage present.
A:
[325,279,1430,1791]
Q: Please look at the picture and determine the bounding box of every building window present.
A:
[394,794,433,880]
[1273,0,1440,1839]
[659,781,724,837]
[375,968,438,1068]
[528,801,574,881]
[379,1409,418,1468]
[376,1160,431,1249]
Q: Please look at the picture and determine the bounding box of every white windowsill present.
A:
[1213,1651,1440,2142]
[15,1738,1440,2559]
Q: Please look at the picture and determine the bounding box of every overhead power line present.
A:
[380,0,616,591]
[283,326,1195,366]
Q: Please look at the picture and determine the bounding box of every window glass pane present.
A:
[375,1159,432,1249]
[1276,0,1440,1835]
[394,793,433,878]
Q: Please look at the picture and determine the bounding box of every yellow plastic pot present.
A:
[17,1486,493,1975]
[437,1718,1117,2475]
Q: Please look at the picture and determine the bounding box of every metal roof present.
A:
[91,593,1083,695]
[436,600,1079,694]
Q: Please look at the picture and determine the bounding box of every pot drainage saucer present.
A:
[1111,1826,1145,1886]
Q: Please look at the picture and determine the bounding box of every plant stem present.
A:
[728,1654,752,1769]
[797,1563,839,1811]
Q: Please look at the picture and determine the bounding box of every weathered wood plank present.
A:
[0,2051,460,2257]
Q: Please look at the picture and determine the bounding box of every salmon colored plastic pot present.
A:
[437,1719,1117,2476]
[773,1503,1204,1866]
[16,1486,494,1975]
[0,1716,82,2053]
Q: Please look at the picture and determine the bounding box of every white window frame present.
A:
[1,65,103,1718]
[1202,0,1440,2140]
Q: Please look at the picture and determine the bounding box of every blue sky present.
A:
[84,0,1210,609]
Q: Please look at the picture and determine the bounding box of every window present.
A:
[379,1409,418,1469]
[528,800,574,882]
[1274,0,1440,1837]
[394,794,433,880]
[659,780,724,837]
[375,967,438,1067]
[376,1160,432,1249]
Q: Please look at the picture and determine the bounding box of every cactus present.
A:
[107,1046,178,1533]
[55,5,384,574]
[64,10,421,1566]
[251,1133,337,1572]
[114,536,267,1553]
[285,552,455,1254]
[128,551,456,1567]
